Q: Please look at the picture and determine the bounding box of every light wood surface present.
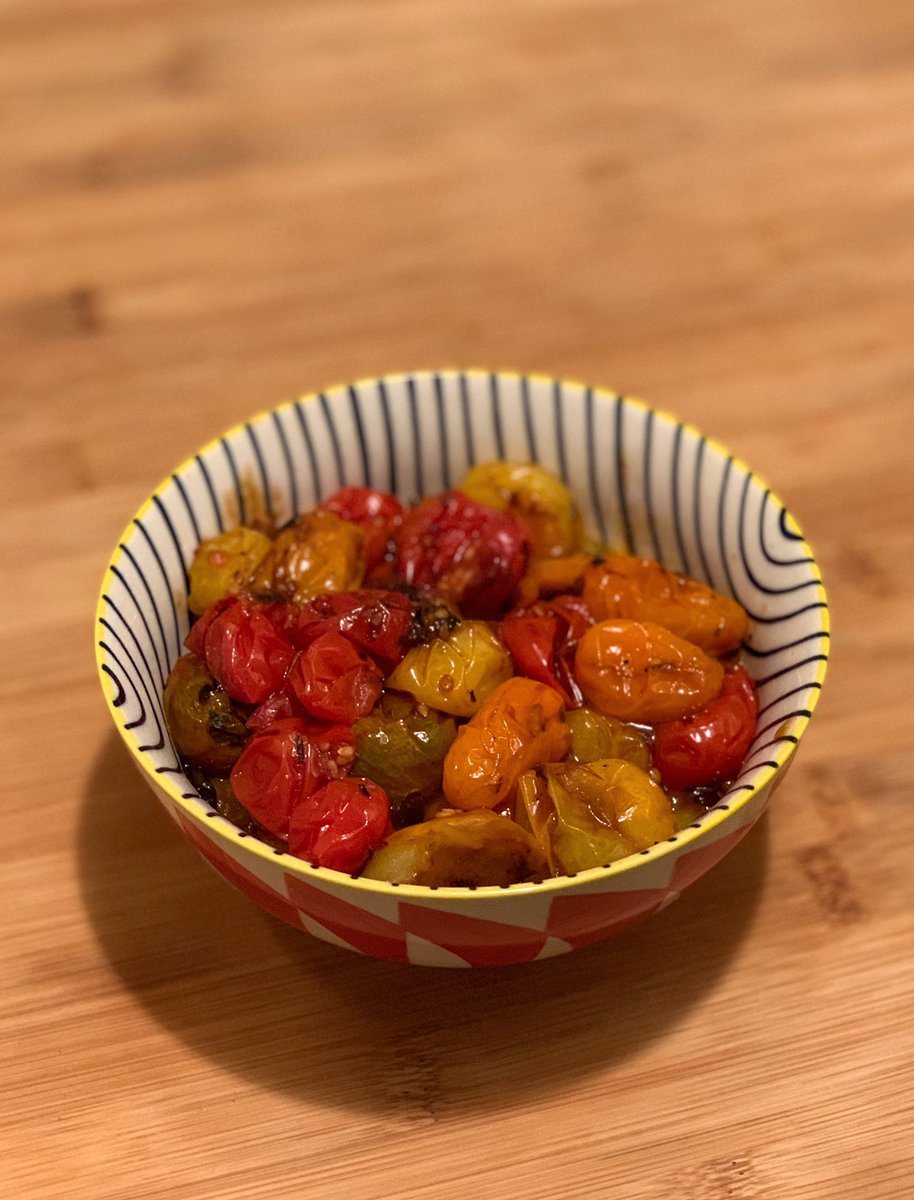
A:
[2,1,912,1196]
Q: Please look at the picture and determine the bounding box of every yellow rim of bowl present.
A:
[95,369,830,902]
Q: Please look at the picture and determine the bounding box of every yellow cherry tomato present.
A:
[515,552,594,606]
[361,809,548,886]
[519,758,674,874]
[565,706,652,771]
[458,461,583,558]
[386,620,513,717]
[187,526,273,615]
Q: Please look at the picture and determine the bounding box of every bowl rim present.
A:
[95,368,830,901]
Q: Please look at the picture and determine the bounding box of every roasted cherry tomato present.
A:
[518,758,674,874]
[458,461,583,558]
[583,555,749,658]
[163,653,249,772]
[652,665,757,790]
[174,457,761,883]
[352,692,457,827]
[288,630,383,723]
[442,677,570,810]
[187,526,273,615]
[245,688,298,732]
[247,509,365,604]
[185,595,234,658]
[515,553,594,606]
[565,706,652,771]
[290,589,415,670]
[499,612,581,707]
[574,619,724,723]
[320,487,405,574]
[508,593,594,643]
[288,777,392,873]
[193,596,296,705]
[386,620,513,717]
[230,718,355,839]
[361,809,547,886]
[395,491,531,618]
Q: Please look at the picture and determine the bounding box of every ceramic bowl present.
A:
[95,370,829,967]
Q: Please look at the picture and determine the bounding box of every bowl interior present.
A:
[96,370,829,888]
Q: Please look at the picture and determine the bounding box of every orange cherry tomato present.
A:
[442,677,571,810]
[582,555,749,657]
[573,619,724,723]
[246,510,365,604]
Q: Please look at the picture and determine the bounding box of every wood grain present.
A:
[2,1,913,1196]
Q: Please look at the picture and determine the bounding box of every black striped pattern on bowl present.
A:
[96,371,829,842]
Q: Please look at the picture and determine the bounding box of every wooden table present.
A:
[3,1,912,1196]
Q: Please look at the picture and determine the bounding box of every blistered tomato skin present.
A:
[230,718,355,840]
[565,707,652,771]
[291,589,415,670]
[519,758,674,874]
[288,631,383,724]
[395,491,531,619]
[361,809,548,886]
[499,613,581,707]
[163,654,249,772]
[187,527,273,615]
[386,620,513,717]
[288,777,391,873]
[197,597,296,705]
[574,619,725,723]
[653,665,757,790]
[320,488,405,573]
[246,510,365,604]
[583,555,749,658]
[442,677,570,811]
[509,594,594,648]
[184,595,235,659]
[458,461,583,559]
[352,693,457,827]
[245,688,298,732]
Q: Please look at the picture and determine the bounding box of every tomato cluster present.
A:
[164,463,757,884]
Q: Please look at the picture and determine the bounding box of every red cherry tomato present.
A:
[245,688,298,732]
[290,589,415,670]
[509,593,594,646]
[395,491,531,618]
[499,613,582,707]
[230,718,355,839]
[543,594,594,646]
[184,595,235,658]
[321,487,405,572]
[193,596,295,705]
[652,665,758,790]
[287,630,383,723]
[288,777,392,872]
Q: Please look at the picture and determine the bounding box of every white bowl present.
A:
[96,371,829,967]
